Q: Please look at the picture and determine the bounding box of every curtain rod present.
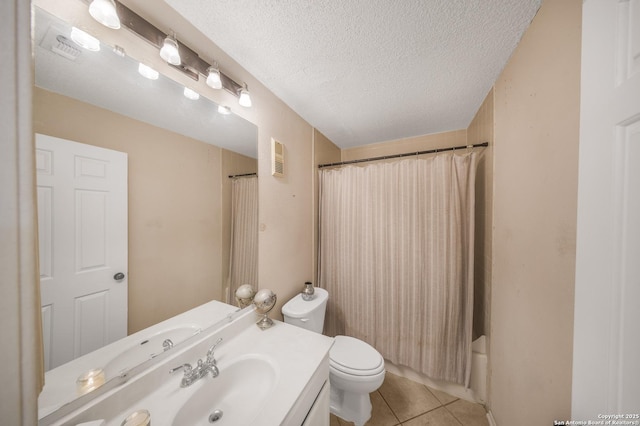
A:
[318,142,489,169]
[228,172,257,178]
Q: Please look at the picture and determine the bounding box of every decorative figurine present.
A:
[253,288,277,330]
[235,284,256,308]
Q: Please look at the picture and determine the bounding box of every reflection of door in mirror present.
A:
[36,134,128,370]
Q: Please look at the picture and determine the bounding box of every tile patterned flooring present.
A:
[329,372,489,426]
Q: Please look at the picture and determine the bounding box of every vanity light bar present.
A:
[105,1,244,98]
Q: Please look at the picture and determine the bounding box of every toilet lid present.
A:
[330,335,384,376]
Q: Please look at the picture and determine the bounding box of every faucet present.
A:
[170,338,223,387]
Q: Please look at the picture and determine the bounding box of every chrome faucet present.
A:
[170,338,223,387]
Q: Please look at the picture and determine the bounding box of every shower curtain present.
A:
[227,175,258,304]
[318,151,478,386]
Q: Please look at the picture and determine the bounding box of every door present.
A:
[573,0,640,418]
[36,133,128,370]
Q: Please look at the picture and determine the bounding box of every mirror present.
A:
[33,4,258,419]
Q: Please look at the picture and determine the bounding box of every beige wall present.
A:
[341,129,467,162]
[490,0,581,424]
[33,87,255,333]
[467,89,494,340]
[254,112,314,321]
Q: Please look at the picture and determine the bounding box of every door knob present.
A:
[113,272,125,281]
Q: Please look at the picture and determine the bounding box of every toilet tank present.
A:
[281,287,328,334]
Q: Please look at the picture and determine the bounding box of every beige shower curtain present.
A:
[318,151,478,386]
[227,175,259,303]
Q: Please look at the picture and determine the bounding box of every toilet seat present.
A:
[330,335,384,377]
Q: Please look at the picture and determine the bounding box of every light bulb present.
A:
[238,84,252,107]
[183,87,200,100]
[160,34,181,65]
[206,66,222,89]
[217,105,231,115]
[70,27,100,51]
[138,63,159,80]
[88,0,121,30]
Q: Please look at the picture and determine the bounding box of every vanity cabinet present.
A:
[301,380,330,426]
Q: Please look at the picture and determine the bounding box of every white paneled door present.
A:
[573,0,640,419]
[36,134,127,370]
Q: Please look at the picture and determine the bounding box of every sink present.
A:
[103,325,201,379]
[43,307,333,426]
[171,355,278,426]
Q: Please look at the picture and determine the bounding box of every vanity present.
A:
[39,302,334,425]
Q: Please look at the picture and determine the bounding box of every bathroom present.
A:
[2,0,639,425]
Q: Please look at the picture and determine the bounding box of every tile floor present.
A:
[329,372,489,426]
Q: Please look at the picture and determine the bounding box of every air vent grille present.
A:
[52,35,81,60]
[271,138,284,177]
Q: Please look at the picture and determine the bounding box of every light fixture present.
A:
[88,0,121,29]
[217,105,231,115]
[70,27,100,51]
[83,1,255,107]
[238,83,252,107]
[138,63,159,80]
[160,33,181,65]
[183,87,200,100]
[206,64,222,89]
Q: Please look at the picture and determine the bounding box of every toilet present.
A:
[282,287,385,426]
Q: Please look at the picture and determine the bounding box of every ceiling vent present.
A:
[52,35,81,61]
[40,25,81,61]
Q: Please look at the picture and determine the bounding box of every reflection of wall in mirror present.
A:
[33,87,257,334]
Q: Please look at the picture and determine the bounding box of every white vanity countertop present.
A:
[47,309,334,426]
[39,300,237,419]
[213,319,334,425]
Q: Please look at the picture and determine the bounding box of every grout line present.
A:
[375,390,402,425]
[398,406,465,426]
[379,375,485,426]
[396,406,448,425]
[444,407,464,426]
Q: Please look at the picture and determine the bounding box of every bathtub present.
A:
[470,335,488,403]
[384,335,488,404]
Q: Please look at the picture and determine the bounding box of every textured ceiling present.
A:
[165,0,542,148]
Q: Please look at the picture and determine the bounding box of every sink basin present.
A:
[171,355,278,426]
[103,325,201,378]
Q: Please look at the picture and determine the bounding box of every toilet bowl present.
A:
[282,288,385,426]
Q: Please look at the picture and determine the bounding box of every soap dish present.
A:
[76,368,105,395]
[121,409,151,426]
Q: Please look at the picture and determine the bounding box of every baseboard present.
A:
[487,410,497,426]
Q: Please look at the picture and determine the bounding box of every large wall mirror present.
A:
[34,3,258,418]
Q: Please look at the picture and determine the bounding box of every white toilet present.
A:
[282,287,385,426]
